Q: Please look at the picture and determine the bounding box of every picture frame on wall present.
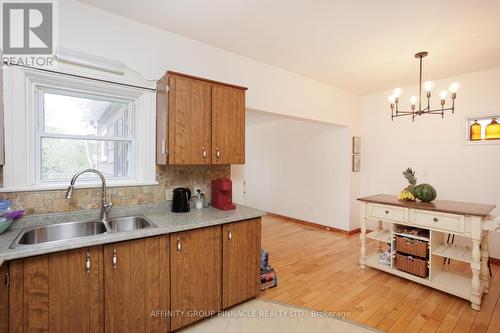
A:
[352,154,361,172]
[352,136,361,154]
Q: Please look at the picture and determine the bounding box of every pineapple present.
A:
[402,167,417,196]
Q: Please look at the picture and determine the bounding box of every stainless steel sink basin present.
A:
[10,216,156,249]
[107,216,155,232]
[11,220,108,248]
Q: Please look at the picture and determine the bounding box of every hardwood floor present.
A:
[258,215,500,333]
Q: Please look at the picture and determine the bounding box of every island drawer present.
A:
[367,203,408,222]
[411,210,465,234]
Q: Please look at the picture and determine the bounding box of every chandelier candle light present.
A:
[388,52,459,121]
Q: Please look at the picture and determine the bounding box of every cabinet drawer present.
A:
[367,204,408,222]
[412,210,465,233]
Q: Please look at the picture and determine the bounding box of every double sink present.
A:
[10,216,156,248]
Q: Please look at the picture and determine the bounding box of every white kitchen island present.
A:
[358,194,496,311]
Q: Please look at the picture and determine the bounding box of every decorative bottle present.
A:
[469,120,481,141]
[485,118,500,140]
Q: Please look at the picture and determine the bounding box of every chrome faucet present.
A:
[65,169,113,223]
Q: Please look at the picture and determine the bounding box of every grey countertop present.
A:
[0,203,265,266]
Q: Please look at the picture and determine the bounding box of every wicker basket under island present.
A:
[395,253,429,278]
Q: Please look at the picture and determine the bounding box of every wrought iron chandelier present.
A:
[388,52,459,121]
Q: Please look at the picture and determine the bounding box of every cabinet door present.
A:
[168,74,190,165]
[189,80,212,164]
[168,75,212,165]
[0,264,8,333]
[104,235,169,333]
[8,246,104,333]
[170,226,222,331]
[212,85,245,164]
[222,218,261,309]
[156,75,168,165]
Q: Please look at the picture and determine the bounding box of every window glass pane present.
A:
[41,138,130,180]
[43,92,129,137]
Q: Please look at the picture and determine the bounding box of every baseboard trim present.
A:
[490,257,500,265]
[266,212,360,235]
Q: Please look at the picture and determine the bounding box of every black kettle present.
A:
[172,187,191,213]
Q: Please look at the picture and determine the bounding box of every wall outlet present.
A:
[165,189,173,201]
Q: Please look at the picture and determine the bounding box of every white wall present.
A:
[360,66,500,258]
[58,0,358,127]
[55,0,360,230]
[232,111,352,230]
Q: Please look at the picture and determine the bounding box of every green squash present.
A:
[414,184,437,202]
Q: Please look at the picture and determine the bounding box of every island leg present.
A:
[359,202,367,269]
[480,232,490,294]
[376,220,383,252]
[471,238,481,311]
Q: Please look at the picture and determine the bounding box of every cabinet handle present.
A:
[216,147,220,159]
[385,210,389,214]
[176,237,181,253]
[4,272,10,287]
[202,147,207,159]
[112,249,117,268]
[433,217,439,222]
[161,140,166,156]
[86,252,91,274]
[228,228,232,240]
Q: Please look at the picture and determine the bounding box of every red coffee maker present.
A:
[211,178,236,210]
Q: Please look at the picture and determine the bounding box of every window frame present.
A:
[464,114,500,145]
[2,65,157,191]
[34,86,137,185]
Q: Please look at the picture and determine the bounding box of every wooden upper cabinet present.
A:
[222,218,261,309]
[167,74,211,165]
[8,246,104,333]
[156,71,246,165]
[170,226,222,331]
[212,85,245,165]
[103,235,169,333]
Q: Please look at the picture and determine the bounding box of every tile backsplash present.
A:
[0,165,230,215]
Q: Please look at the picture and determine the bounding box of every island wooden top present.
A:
[358,194,496,217]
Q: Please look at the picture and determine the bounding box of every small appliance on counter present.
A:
[171,187,191,213]
[211,178,236,210]
[193,189,205,209]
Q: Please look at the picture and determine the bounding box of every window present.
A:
[37,90,134,182]
[466,115,500,142]
[2,66,157,191]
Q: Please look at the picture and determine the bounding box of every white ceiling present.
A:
[80,0,500,95]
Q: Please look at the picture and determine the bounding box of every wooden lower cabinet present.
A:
[8,246,104,333]
[0,264,9,333]
[222,218,261,309]
[170,226,222,331]
[103,235,169,333]
[2,219,261,332]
